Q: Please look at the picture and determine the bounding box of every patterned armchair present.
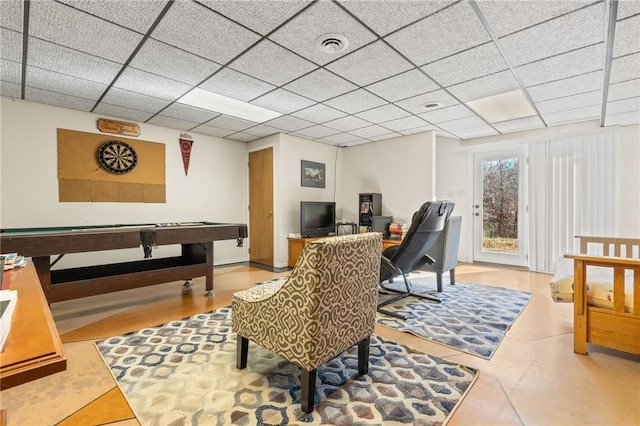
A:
[231,233,382,413]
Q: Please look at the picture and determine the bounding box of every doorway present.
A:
[472,147,528,267]
[248,147,274,266]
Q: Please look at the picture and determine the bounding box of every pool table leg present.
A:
[205,241,214,297]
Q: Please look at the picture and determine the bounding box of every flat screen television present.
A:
[300,201,336,237]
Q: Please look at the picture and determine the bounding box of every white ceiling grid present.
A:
[0,0,638,146]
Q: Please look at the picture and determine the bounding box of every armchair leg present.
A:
[301,368,317,413]
[450,268,455,285]
[237,335,248,370]
[436,273,443,292]
[357,337,370,375]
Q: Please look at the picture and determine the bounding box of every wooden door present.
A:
[249,148,274,266]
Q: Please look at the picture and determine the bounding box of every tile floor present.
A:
[1,262,639,426]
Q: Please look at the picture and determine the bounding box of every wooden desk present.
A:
[0,222,247,303]
[287,236,401,268]
[0,264,66,390]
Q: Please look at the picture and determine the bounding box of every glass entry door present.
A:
[472,148,528,267]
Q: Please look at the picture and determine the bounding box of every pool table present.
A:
[0,222,247,303]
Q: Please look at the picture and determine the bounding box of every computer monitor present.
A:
[371,216,392,238]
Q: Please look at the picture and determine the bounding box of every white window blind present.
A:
[529,130,620,272]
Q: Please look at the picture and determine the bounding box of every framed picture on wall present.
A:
[301,160,325,188]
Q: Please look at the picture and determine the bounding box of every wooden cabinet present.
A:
[0,264,66,390]
[288,236,401,268]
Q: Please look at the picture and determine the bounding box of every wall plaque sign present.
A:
[97,118,140,137]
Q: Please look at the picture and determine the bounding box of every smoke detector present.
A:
[316,34,349,54]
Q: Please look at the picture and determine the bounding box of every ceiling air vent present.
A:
[315,34,349,54]
[422,102,443,110]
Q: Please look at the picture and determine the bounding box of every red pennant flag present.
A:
[179,137,193,176]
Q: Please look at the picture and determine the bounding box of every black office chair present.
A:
[378,200,455,319]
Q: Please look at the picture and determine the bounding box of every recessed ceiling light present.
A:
[422,102,443,110]
[177,88,282,123]
[316,34,349,54]
[466,89,536,123]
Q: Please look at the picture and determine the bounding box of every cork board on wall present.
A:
[57,128,166,203]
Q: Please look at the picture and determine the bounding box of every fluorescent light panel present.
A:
[467,90,536,123]
[177,88,282,123]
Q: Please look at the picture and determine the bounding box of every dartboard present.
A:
[97,140,138,174]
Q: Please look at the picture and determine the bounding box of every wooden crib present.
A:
[564,236,640,355]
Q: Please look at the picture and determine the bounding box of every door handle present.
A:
[267,211,273,217]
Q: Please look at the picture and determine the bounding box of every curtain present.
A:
[529,130,620,272]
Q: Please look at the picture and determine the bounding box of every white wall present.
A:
[339,131,437,225]
[0,97,249,267]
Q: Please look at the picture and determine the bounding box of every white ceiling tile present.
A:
[263,115,313,132]
[101,87,172,113]
[542,105,600,125]
[422,42,509,87]
[0,28,22,62]
[339,0,454,36]
[537,91,601,115]
[515,44,603,87]
[436,129,461,140]
[25,86,96,111]
[147,115,200,131]
[605,110,640,126]
[325,41,414,86]
[152,1,260,64]
[319,132,363,145]
[448,70,520,102]
[527,71,602,102]
[400,125,437,135]
[229,39,317,86]
[200,68,276,102]
[243,124,282,137]
[283,68,357,102]
[93,102,154,122]
[380,115,430,132]
[438,116,488,132]
[226,132,261,143]
[385,1,490,66]
[499,3,605,67]
[207,115,258,131]
[197,0,312,36]
[57,0,168,33]
[268,0,377,66]
[368,131,403,141]
[292,125,340,139]
[453,125,499,139]
[355,104,410,123]
[477,0,593,38]
[0,81,21,98]
[27,38,122,85]
[348,125,395,139]
[394,89,458,113]
[190,124,236,138]
[492,116,545,133]
[291,104,347,123]
[0,0,22,31]
[365,69,439,102]
[612,14,640,59]
[130,39,222,85]
[114,67,190,101]
[160,103,219,123]
[26,66,106,100]
[324,116,370,132]
[608,78,640,101]
[324,89,387,114]
[618,0,640,20]
[29,1,142,63]
[251,88,316,114]
[417,104,474,124]
[609,52,640,84]
[1,59,21,84]
[607,97,640,115]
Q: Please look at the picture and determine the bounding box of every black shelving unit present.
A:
[358,193,382,230]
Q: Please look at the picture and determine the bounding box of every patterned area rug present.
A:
[96,307,478,426]
[377,278,532,359]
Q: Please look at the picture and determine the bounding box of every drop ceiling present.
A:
[1,0,638,146]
